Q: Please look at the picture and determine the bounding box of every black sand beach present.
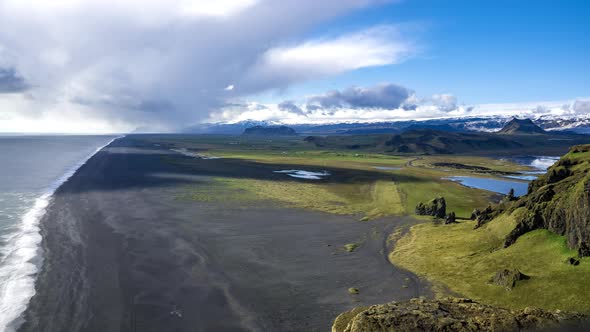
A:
[20,136,428,332]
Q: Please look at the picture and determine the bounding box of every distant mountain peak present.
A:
[242,125,297,136]
[498,118,546,135]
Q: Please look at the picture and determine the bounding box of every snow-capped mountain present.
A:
[184,115,590,135]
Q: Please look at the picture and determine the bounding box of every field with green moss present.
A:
[391,208,590,312]
[152,135,528,219]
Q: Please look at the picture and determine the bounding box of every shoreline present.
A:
[19,136,430,331]
[0,136,121,332]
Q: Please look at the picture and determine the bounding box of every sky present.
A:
[0,0,588,133]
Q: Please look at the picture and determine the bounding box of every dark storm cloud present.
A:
[401,103,418,111]
[71,94,172,112]
[278,100,305,115]
[0,68,29,93]
[307,83,413,110]
[0,0,408,131]
[137,99,175,113]
[305,104,322,111]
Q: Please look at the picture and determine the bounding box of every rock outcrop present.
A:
[474,205,501,228]
[502,188,516,203]
[490,269,529,290]
[332,297,585,332]
[444,212,456,224]
[504,144,590,256]
[415,197,446,218]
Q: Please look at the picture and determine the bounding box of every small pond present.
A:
[372,166,401,171]
[274,170,330,180]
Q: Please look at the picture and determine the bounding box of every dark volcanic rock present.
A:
[444,212,456,224]
[503,144,590,255]
[242,125,297,136]
[579,242,590,258]
[415,197,446,218]
[475,205,499,228]
[503,188,516,202]
[332,297,584,332]
[566,257,580,266]
[490,269,530,290]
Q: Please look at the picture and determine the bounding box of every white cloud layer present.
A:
[244,26,413,89]
[208,82,590,125]
[0,0,411,133]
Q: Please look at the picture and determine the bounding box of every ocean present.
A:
[0,135,119,331]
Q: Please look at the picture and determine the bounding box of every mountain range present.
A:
[185,115,590,136]
[301,118,590,155]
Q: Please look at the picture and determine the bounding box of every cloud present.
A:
[278,100,305,115]
[208,80,590,125]
[573,100,590,113]
[0,0,404,132]
[430,94,457,112]
[224,84,235,91]
[0,68,29,93]
[307,83,414,110]
[243,26,415,91]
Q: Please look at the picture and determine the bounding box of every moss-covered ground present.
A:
[160,135,523,219]
[390,208,590,312]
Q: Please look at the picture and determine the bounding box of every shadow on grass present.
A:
[56,136,427,195]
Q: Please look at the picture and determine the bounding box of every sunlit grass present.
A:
[176,142,509,219]
[390,208,590,312]
[192,177,405,219]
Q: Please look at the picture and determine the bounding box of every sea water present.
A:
[0,135,119,331]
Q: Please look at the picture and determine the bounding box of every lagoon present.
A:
[445,176,528,196]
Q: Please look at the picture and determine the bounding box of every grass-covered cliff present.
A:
[505,144,590,256]
[389,145,590,313]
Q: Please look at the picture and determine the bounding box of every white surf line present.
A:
[0,135,124,332]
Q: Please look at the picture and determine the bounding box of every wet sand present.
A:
[20,136,429,332]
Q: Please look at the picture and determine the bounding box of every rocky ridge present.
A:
[332,297,585,332]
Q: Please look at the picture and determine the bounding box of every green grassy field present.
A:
[208,178,405,219]
[161,135,516,219]
[390,208,590,312]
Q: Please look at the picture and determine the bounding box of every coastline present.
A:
[19,136,429,331]
[0,136,121,332]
